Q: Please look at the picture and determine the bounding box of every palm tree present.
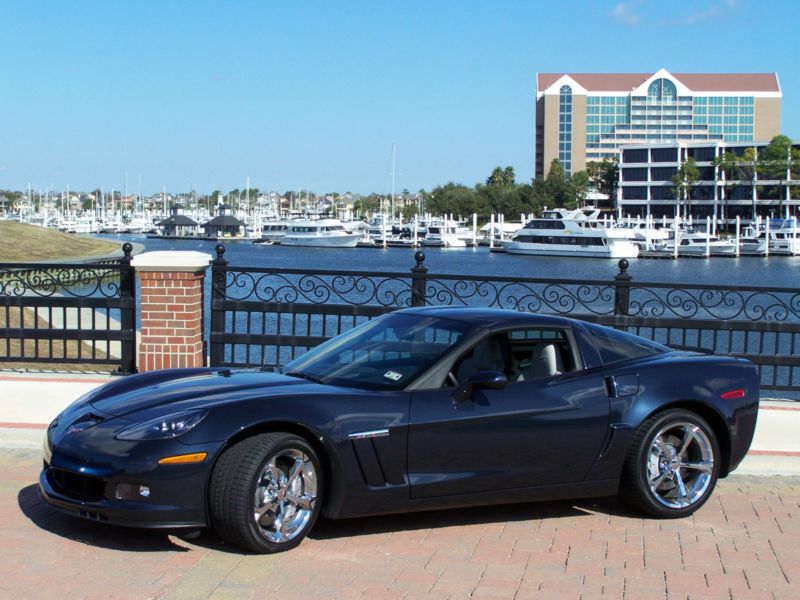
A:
[671,157,699,220]
[713,151,738,230]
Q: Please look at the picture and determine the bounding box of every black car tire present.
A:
[209,432,323,553]
[619,409,720,519]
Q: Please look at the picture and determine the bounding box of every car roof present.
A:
[395,306,578,329]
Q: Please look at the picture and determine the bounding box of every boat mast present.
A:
[391,143,396,222]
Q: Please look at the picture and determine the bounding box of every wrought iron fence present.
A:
[209,245,800,392]
[0,243,136,374]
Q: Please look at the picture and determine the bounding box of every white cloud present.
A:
[610,2,640,25]
[684,6,721,24]
[681,0,737,25]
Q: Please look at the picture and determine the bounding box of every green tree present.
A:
[570,171,590,208]
[503,166,516,187]
[485,166,516,188]
[739,147,758,219]
[401,203,419,220]
[544,159,572,207]
[671,156,699,219]
[586,159,619,209]
[759,135,800,214]
[429,183,486,218]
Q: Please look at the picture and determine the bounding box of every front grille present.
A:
[50,468,106,501]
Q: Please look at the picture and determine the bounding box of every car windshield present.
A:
[281,312,471,391]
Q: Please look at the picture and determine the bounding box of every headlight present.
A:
[115,410,207,441]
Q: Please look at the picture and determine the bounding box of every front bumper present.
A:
[40,426,225,529]
[39,462,208,529]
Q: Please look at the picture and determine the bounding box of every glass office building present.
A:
[535,69,781,178]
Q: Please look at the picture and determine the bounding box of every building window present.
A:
[622,168,648,182]
[647,78,677,102]
[559,85,573,176]
[622,149,648,163]
[650,148,678,163]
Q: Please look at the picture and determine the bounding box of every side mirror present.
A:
[451,370,508,403]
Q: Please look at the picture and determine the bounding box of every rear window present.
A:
[590,326,668,365]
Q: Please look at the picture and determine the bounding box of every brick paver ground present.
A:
[1,447,798,599]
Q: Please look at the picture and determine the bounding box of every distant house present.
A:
[157,204,199,237]
[203,204,246,238]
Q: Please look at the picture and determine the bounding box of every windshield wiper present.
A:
[284,371,326,385]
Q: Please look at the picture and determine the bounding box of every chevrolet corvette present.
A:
[40,307,759,552]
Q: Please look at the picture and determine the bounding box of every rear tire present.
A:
[209,432,323,553]
[619,409,719,518]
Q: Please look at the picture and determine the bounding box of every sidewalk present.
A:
[1,371,799,475]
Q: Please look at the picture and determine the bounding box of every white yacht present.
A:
[662,233,738,256]
[280,219,362,248]
[422,224,467,248]
[258,221,291,243]
[501,212,639,258]
[739,225,800,256]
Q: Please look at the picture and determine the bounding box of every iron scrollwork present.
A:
[221,270,415,307]
[424,278,617,315]
[628,286,800,322]
[0,265,123,298]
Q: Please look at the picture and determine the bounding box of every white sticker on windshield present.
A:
[384,370,403,381]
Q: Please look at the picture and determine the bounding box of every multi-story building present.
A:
[618,140,800,222]
[535,69,782,178]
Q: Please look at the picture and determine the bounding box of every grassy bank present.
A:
[0,221,119,262]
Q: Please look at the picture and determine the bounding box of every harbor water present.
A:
[104,234,800,288]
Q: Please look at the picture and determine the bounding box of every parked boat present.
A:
[280,219,362,248]
[501,212,639,258]
[422,224,467,248]
[257,221,291,244]
[661,233,737,257]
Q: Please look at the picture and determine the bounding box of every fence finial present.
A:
[414,250,426,271]
[122,242,133,260]
[617,258,630,279]
[214,244,226,264]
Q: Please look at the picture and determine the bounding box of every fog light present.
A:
[115,483,152,500]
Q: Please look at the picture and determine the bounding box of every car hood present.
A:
[83,368,308,417]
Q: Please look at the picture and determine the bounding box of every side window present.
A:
[446,327,579,387]
[507,328,577,381]
[590,326,667,365]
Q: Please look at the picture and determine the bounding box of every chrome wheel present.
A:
[254,448,318,544]
[646,421,714,510]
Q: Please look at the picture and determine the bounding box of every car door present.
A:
[407,326,610,499]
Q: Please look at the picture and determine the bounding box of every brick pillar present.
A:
[131,251,212,372]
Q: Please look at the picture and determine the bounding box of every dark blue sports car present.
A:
[40,307,759,553]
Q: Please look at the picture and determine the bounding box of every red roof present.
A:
[537,72,780,93]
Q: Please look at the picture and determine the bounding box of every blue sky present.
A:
[1,0,798,195]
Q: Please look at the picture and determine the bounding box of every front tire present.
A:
[620,409,720,518]
[209,432,323,553]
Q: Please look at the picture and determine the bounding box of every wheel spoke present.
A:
[652,436,670,455]
[674,470,689,506]
[287,458,304,486]
[681,460,713,473]
[255,497,279,521]
[677,425,698,458]
[267,460,283,484]
[287,493,315,511]
[279,504,289,539]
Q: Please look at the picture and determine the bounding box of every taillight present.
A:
[720,388,746,400]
